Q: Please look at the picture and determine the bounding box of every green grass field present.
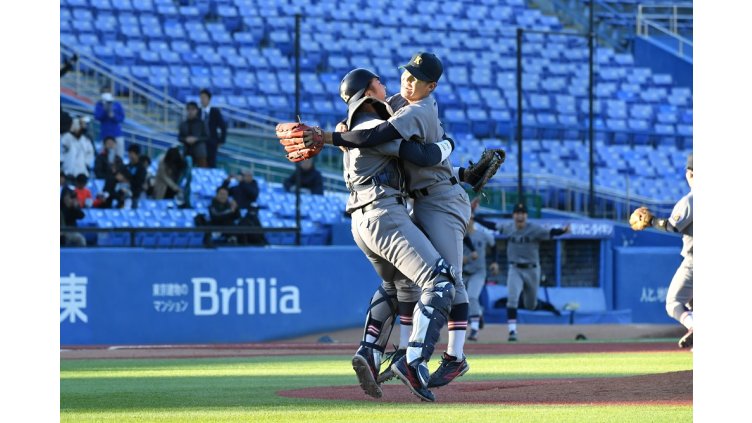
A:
[60,351,692,422]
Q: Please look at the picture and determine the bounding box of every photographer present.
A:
[94,86,126,158]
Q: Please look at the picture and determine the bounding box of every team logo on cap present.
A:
[414,55,423,65]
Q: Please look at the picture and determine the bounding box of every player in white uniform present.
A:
[631,154,693,348]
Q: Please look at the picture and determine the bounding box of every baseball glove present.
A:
[629,207,653,230]
[463,149,506,192]
[276,122,324,162]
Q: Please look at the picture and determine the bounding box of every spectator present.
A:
[124,144,146,207]
[60,188,87,247]
[153,146,189,202]
[209,186,241,243]
[73,174,96,208]
[199,88,227,168]
[93,86,126,158]
[60,170,71,196]
[102,166,132,209]
[210,186,240,225]
[94,136,124,180]
[178,101,209,168]
[61,117,95,182]
[141,154,156,198]
[60,53,78,77]
[61,53,78,135]
[221,169,259,210]
[283,159,324,195]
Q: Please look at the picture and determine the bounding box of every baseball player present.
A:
[629,154,693,348]
[325,53,474,392]
[334,67,460,402]
[463,203,499,341]
[276,53,503,399]
[478,203,570,341]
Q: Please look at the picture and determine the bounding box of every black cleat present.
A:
[351,345,382,398]
[391,356,435,402]
[427,352,470,388]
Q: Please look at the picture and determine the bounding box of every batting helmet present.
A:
[339,68,379,105]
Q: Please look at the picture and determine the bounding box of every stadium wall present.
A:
[633,36,693,88]
[60,241,683,345]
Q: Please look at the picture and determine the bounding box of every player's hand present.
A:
[335,122,348,133]
[489,262,499,275]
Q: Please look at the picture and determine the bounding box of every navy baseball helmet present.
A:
[339,68,379,105]
[339,68,391,129]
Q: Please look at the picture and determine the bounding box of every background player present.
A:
[478,203,570,341]
[629,154,693,348]
[463,200,499,341]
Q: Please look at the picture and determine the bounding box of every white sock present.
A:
[470,318,480,331]
[680,311,693,330]
[446,330,465,358]
[399,324,411,350]
[365,334,377,345]
[508,321,517,333]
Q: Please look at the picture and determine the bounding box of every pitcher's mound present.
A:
[278,370,692,404]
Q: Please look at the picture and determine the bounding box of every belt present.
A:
[511,262,537,269]
[359,196,404,213]
[409,176,458,198]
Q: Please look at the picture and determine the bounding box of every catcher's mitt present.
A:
[276,122,324,162]
[464,149,506,192]
[629,206,653,230]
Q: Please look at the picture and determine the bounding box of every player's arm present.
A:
[549,224,570,237]
[394,138,453,166]
[474,215,500,232]
[326,121,402,148]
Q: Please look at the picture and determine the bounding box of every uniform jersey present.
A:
[499,222,551,264]
[343,112,403,214]
[463,224,495,275]
[388,95,453,192]
[669,191,693,259]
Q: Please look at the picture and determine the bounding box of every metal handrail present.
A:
[61,42,281,131]
[636,3,693,56]
[636,18,693,57]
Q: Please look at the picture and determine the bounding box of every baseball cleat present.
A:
[376,347,406,384]
[351,346,382,398]
[508,330,518,342]
[678,328,693,349]
[468,329,479,341]
[391,356,435,402]
[427,352,470,388]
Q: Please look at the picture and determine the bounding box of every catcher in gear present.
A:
[629,154,693,349]
[318,52,479,399]
[324,67,462,402]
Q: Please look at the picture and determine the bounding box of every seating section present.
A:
[78,167,346,246]
[61,0,693,214]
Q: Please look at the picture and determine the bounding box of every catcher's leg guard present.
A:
[360,283,398,353]
[406,281,456,372]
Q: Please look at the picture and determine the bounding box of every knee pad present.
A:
[432,258,457,285]
[418,281,455,319]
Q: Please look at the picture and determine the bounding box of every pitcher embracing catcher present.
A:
[276,54,504,401]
